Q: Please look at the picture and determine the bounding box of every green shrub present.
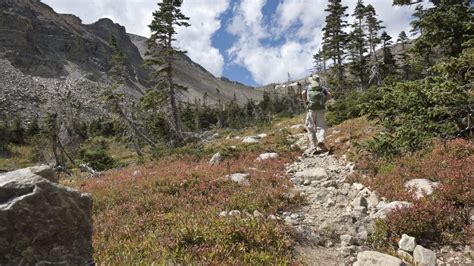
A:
[362,49,473,157]
[80,148,116,171]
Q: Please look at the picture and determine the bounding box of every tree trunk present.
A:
[167,32,183,145]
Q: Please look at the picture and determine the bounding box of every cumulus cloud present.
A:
[176,0,230,77]
[42,0,228,77]
[227,0,430,85]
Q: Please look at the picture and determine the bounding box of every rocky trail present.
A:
[278,131,472,265]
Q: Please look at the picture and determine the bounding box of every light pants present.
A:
[305,109,327,149]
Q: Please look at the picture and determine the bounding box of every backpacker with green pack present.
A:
[306,83,326,110]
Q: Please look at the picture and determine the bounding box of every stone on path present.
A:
[256,152,279,161]
[354,251,406,266]
[294,167,328,181]
[414,245,437,266]
[404,179,439,199]
[398,234,416,252]
[0,166,93,264]
[227,173,250,186]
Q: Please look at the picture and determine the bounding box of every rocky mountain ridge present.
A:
[0,0,261,120]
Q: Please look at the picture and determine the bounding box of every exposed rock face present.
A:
[0,0,261,120]
[0,166,93,264]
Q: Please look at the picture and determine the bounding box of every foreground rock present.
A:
[398,234,416,252]
[354,251,406,266]
[256,152,279,161]
[209,152,223,165]
[0,166,93,264]
[414,245,436,266]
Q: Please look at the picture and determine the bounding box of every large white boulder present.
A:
[413,245,436,266]
[398,234,416,252]
[256,153,279,161]
[209,152,223,165]
[404,179,439,199]
[354,251,406,266]
[0,166,93,264]
[242,136,260,144]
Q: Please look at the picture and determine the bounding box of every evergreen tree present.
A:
[146,0,190,146]
[397,31,412,80]
[365,4,385,85]
[322,0,349,87]
[380,31,397,79]
[409,0,472,58]
[106,35,156,157]
[397,31,409,50]
[27,117,40,137]
[10,116,25,145]
[312,49,324,73]
[348,0,369,89]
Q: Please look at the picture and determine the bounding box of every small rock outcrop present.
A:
[0,166,93,264]
[354,251,406,266]
[414,245,437,266]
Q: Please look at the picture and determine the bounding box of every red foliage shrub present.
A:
[357,139,473,247]
[80,152,301,264]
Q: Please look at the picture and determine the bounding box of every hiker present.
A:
[302,74,331,154]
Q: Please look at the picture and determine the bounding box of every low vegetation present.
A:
[78,152,301,264]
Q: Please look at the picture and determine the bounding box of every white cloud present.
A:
[227,0,431,85]
[176,0,230,77]
[42,0,228,77]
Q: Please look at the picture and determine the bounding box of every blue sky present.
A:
[43,0,428,87]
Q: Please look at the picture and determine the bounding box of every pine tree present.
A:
[380,31,397,79]
[410,0,472,57]
[397,31,409,50]
[365,4,385,85]
[313,49,324,73]
[106,35,156,157]
[348,0,369,89]
[322,0,349,87]
[146,0,190,146]
[397,31,411,79]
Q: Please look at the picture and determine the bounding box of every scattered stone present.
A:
[256,152,279,161]
[290,177,303,185]
[404,179,439,199]
[0,166,93,264]
[268,214,277,220]
[340,234,354,246]
[226,173,250,186]
[303,179,312,186]
[219,211,228,217]
[290,124,305,130]
[294,167,328,181]
[257,133,268,138]
[367,191,380,209]
[397,250,414,262]
[413,245,436,266]
[353,182,365,190]
[351,196,368,209]
[228,210,241,217]
[398,234,416,252]
[209,152,222,165]
[242,136,259,144]
[253,210,263,218]
[290,213,300,220]
[373,201,412,219]
[132,170,142,177]
[354,251,406,266]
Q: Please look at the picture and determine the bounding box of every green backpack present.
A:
[307,85,326,110]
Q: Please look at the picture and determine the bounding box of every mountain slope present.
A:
[0,0,261,120]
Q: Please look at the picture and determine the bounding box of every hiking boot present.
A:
[318,142,328,153]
